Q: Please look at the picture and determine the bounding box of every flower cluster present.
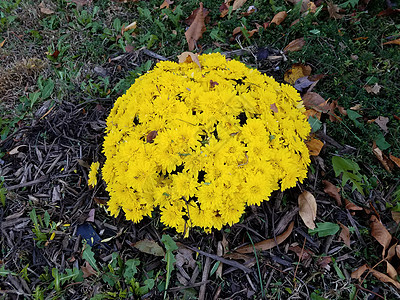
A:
[100,53,310,234]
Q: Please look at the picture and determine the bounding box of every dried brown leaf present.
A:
[370,268,400,289]
[270,103,279,113]
[284,63,312,85]
[176,247,196,269]
[134,239,165,256]
[122,21,137,33]
[317,256,332,269]
[298,191,317,229]
[306,138,324,156]
[377,8,400,17]
[383,38,400,46]
[271,11,287,26]
[372,142,393,173]
[375,116,389,133]
[364,83,382,94]
[287,0,310,13]
[283,37,305,53]
[81,261,97,278]
[302,92,330,113]
[327,1,343,19]
[351,264,369,279]
[235,222,294,253]
[39,2,55,15]
[338,222,351,247]
[386,261,398,280]
[370,215,392,257]
[288,245,314,261]
[177,52,201,70]
[184,3,207,51]
[392,211,400,224]
[0,39,6,48]
[323,180,341,206]
[219,2,229,17]
[160,0,173,9]
[232,0,247,10]
[390,154,400,168]
[68,0,91,8]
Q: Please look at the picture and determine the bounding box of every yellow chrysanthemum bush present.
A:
[100,53,311,235]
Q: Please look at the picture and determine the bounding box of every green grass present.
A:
[1,0,400,298]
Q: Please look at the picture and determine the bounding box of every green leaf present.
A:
[102,272,118,287]
[82,244,99,272]
[41,79,54,99]
[52,268,60,291]
[308,116,322,133]
[310,292,328,300]
[0,265,16,277]
[347,109,363,127]
[134,239,165,257]
[332,258,345,280]
[161,235,177,298]
[44,211,50,228]
[60,268,80,285]
[375,133,391,150]
[308,222,340,237]
[123,259,140,282]
[332,156,364,195]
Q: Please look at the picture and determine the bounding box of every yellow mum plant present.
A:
[99,53,311,235]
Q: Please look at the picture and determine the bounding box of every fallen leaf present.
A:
[270,103,278,113]
[0,39,6,48]
[271,11,287,26]
[306,138,324,156]
[219,2,229,17]
[389,154,400,168]
[235,222,294,253]
[294,76,314,92]
[286,0,310,13]
[372,142,393,173]
[288,245,314,261]
[305,108,321,120]
[176,247,196,269]
[351,264,369,279]
[370,268,400,289]
[223,252,256,268]
[160,0,173,9]
[383,38,400,46]
[242,5,256,16]
[317,256,332,270]
[375,116,389,133]
[134,239,166,256]
[81,261,97,278]
[216,234,228,277]
[298,191,317,229]
[370,215,392,257]
[307,2,317,13]
[350,103,362,110]
[302,92,330,113]
[392,211,400,224]
[386,243,397,261]
[122,21,137,33]
[85,208,95,222]
[68,0,91,8]
[232,0,247,10]
[364,83,382,94]
[327,1,343,19]
[146,130,158,143]
[338,222,351,247]
[323,180,342,206]
[377,8,400,17]
[39,2,54,15]
[283,37,305,53]
[387,261,398,280]
[177,51,201,70]
[284,63,312,85]
[185,3,207,51]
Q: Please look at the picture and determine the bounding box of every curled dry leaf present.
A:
[323,180,342,206]
[0,39,6,48]
[351,264,369,279]
[391,211,400,224]
[271,11,287,26]
[185,3,207,51]
[372,142,393,173]
[232,0,247,11]
[302,92,330,113]
[235,222,294,253]
[134,239,166,256]
[386,261,398,280]
[306,138,324,156]
[317,256,332,270]
[370,268,400,289]
[298,191,317,229]
[389,154,400,168]
[177,52,201,70]
[219,2,229,17]
[370,215,392,257]
[288,245,314,261]
[283,37,305,53]
[122,21,137,33]
[284,63,312,85]
[383,38,400,46]
[338,222,351,247]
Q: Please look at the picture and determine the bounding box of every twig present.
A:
[247,232,265,298]
[142,48,167,61]
[168,280,210,292]
[182,245,252,273]
[198,257,211,300]
[6,176,49,190]
[355,285,384,299]
[293,237,306,289]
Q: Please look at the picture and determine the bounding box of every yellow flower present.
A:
[88,162,100,188]
[101,52,311,236]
